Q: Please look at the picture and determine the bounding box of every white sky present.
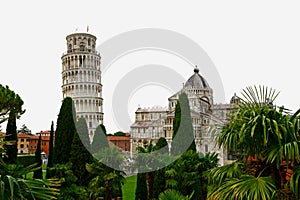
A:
[1,1,300,134]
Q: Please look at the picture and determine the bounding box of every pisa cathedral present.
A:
[130,67,239,165]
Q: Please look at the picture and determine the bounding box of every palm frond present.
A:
[207,161,244,186]
[290,165,300,199]
[208,175,276,200]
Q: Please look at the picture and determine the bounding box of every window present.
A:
[21,139,24,142]
[79,57,83,66]
[80,45,85,51]
[205,144,208,153]
[89,121,92,128]
[20,144,24,148]
[42,141,46,146]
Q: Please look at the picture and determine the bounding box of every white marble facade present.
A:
[130,67,237,165]
[61,33,103,141]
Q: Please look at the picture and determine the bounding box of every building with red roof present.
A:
[107,133,130,152]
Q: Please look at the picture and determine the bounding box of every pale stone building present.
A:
[61,32,103,140]
[130,67,236,165]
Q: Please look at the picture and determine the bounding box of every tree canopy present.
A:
[0,84,25,124]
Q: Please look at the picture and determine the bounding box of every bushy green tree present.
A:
[0,84,25,124]
[87,147,125,200]
[52,163,88,200]
[165,150,201,199]
[46,121,54,179]
[17,124,31,134]
[91,124,109,154]
[53,97,76,164]
[164,150,218,200]
[171,92,196,156]
[135,172,148,200]
[159,189,193,200]
[154,137,168,153]
[69,117,93,186]
[113,131,126,136]
[33,134,43,179]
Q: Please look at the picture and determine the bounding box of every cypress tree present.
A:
[69,117,93,186]
[53,97,76,164]
[33,134,43,179]
[4,111,18,164]
[46,121,54,179]
[172,101,181,140]
[171,92,196,156]
[153,168,165,199]
[135,173,148,200]
[1,85,24,164]
[153,137,168,198]
[91,124,109,154]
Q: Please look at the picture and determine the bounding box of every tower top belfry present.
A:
[66,33,98,54]
[61,32,103,140]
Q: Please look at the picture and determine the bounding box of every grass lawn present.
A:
[122,175,137,200]
[24,164,47,180]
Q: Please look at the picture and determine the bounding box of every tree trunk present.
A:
[148,172,154,200]
[105,179,112,200]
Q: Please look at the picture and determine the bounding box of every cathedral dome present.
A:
[184,67,210,89]
[230,93,241,104]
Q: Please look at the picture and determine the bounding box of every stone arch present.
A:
[83,55,86,67]
[79,55,83,67]
[75,55,78,68]
[79,71,82,81]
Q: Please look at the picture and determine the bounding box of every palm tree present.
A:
[158,189,193,200]
[0,135,59,200]
[0,85,58,199]
[208,85,300,199]
[86,147,125,200]
[136,141,155,200]
[164,150,218,200]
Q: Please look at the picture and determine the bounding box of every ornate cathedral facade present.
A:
[130,67,238,165]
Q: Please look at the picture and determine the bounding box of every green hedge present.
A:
[17,155,36,167]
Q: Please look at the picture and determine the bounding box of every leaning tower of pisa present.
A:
[61,32,103,140]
